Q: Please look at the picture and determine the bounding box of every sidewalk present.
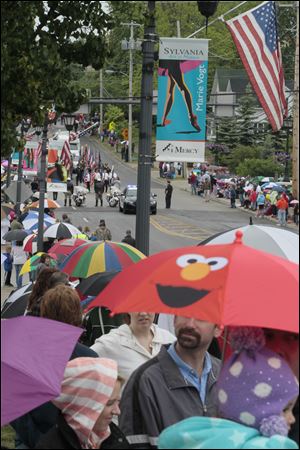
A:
[97,138,299,232]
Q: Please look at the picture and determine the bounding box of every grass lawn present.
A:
[1,425,15,448]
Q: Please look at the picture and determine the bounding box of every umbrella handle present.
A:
[221,326,229,363]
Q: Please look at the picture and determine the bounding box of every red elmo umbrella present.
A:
[88,232,299,333]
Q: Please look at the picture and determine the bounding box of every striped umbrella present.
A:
[20,253,57,276]
[44,223,81,239]
[22,211,55,232]
[59,241,146,278]
[29,199,60,209]
[49,238,88,257]
[199,225,299,263]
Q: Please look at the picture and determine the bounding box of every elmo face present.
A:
[154,253,229,309]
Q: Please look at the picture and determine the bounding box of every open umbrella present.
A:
[3,229,28,242]
[20,252,57,276]
[261,177,274,183]
[22,211,55,232]
[199,225,299,263]
[44,222,81,239]
[290,200,299,205]
[1,316,83,426]
[77,271,121,298]
[1,283,33,318]
[29,199,60,209]
[49,238,88,257]
[87,232,299,333]
[60,241,146,278]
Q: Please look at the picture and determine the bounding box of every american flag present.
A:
[60,139,72,171]
[226,1,287,131]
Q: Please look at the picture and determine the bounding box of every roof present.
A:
[214,68,250,93]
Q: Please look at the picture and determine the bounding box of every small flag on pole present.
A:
[60,140,72,171]
[225,1,287,131]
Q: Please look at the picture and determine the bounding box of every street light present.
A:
[64,114,76,138]
[15,118,31,216]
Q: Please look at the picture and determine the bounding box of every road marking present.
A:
[72,206,77,210]
[150,214,212,241]
[83,217,89,222]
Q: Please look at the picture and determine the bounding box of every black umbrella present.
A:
[77,271,121,298]
[1,293,31,318]
[3,229,28,242]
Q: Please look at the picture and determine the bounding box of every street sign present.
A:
[3,181,32,205]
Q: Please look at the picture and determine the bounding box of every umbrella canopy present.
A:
[272,185,285,192]
[44,222,81,240]
[88,233,299,333]
[1,204,15,221]
[49,238,88,257]
[199,225,299,264]
[3,229,28,242]
[22,211,55,232]
[261,177,274,183]
[77,271,121,298]
[290,200,299,205]
[1,316,82,426]
[1,293,30,319]
[1,283,32,319]
[261,182,279,189]
[20,252,57,276]
[60,241,146,278]
[29,199,60,209]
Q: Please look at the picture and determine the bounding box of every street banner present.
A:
[46,145,67,193]
[156,38,209,162]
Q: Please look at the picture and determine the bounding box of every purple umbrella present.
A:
[1,316,83,426]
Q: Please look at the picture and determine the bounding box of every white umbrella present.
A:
[22,211,55,232]
[199,225,299,263]
[263,182,279,189]
[44,222,81,239]
[1,283,33,307]
[261,177,274,183]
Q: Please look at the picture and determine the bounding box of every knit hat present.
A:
[217,328,299,437]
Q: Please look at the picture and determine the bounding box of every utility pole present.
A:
[99,69,103,133]
[292,1,299,199]
[121,21,141,163]
[135,1,156,255]
[37,113,49,253]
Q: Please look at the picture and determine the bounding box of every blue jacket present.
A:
[159,417,298,449]
[3,253,13,272]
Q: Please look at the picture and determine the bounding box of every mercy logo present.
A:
[162,143,198,155]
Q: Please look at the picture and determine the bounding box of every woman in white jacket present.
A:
[91,312,176,383]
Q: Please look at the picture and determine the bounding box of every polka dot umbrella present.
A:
[59,241,146,278]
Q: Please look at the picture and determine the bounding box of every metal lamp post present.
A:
[135,1,156,255]
[64,114,76,140]
[37,111,57,253]
[15,118,31,216]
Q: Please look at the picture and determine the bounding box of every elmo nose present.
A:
[181,263,210,281]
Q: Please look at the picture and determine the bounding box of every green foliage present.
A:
[104,105,127,133]
[217,117,239,150]
[236,158,281,177]
[236,84,258,146]
[1,1,112,156]
[227,145,261,173]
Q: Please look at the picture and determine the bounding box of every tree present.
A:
[104,106,127,134]
[226,145,261,173]
[236,158,282,177]
[216,117,239,150]
[1,1,112,155]
[235,84,258,146]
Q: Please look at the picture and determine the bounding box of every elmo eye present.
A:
[176,254,206,268]
[206,257,228,271]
